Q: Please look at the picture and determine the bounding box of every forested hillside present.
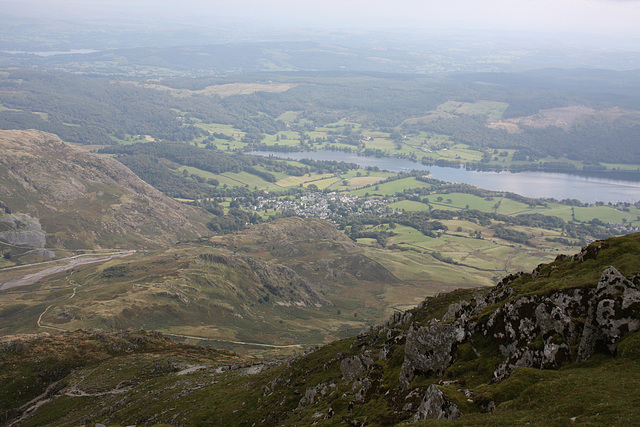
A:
[3,69,640,166]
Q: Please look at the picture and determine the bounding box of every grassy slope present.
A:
[8,233,640,426]
[0,330,246,423]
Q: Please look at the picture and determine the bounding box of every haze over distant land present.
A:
[0,0,638,73]
[1,0,639,47]
[1,0,639,33]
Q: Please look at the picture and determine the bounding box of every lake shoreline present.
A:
[247,147,640,181]
[248,149,640,204]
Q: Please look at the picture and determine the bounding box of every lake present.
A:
[249,150,640,203]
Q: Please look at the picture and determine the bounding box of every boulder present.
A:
[400,322,466,389]
[413,385,462,421]
[297,382,333,409]
[0,214,46,248]
[340,356,365,382]
[578,266,640,360]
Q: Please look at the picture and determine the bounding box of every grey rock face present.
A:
[572,242,605,262]
[413,385,462,421]
[0,230,46,248]
[340,356,365,382]
[578,266,640,361]
[395,264,640,385]
[400,322,466,389]
[487,287,585,380]
[384,311,413,328]
[493,343,571,382]
[297,382,334,409]
[352,377,372,403]
[490,266,640,380]
[0,214,46,248]
[285,255,640,425]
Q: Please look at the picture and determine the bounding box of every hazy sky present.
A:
[3,0,640,37]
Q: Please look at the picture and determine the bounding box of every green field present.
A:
[275,173,334,188]
[350,177,431,197]
[307,176,339,189]
[389,200,431,212]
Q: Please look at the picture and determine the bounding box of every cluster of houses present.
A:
[253,192,393,220]
[608,222,640,234]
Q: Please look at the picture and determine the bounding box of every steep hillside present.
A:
[3,233,640,425]
[0,130,211,254]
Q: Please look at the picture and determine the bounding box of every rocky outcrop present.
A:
[487,266,640,380]
[578,266,640,360]
[400,322,466,389]
[0,229,46,249]
[397,265,640,385]
[246,257,329,307]
[413,385,462,421]
[340,355,366,382]
[0,214,47,249]
[384,311,413,329]
[297,381,336,409]
[199,251,329,307]
[322,256,640,423]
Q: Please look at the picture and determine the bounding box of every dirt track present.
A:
[0,252,134,290]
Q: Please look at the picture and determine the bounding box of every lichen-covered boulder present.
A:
[413,385,462,421]
[297,382,335,409]
[578,266,640,360]
[340,356,365,382]
[400,322,466,389]
[493,342,571,382]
